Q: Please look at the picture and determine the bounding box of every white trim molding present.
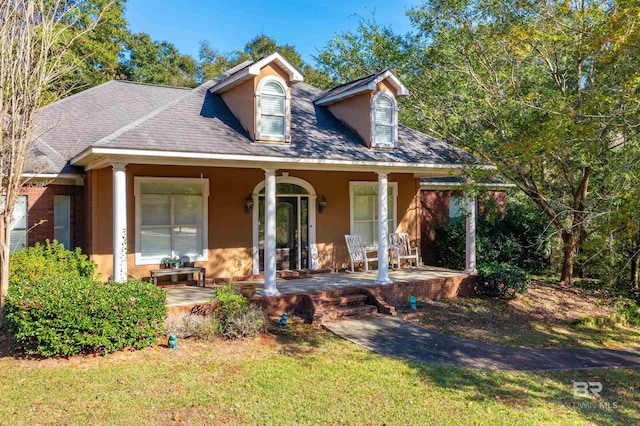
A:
[133,176,210,266]
[314,69,409,106]
[209,52,304,94]
[71,146,494,175]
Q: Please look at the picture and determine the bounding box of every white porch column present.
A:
[464,192,477,274]
[263,168,279,296]
[112,163,128,282]
[376,171,392,284]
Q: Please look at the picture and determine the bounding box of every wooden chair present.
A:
[344,234,378,273]
[389,232,419,269]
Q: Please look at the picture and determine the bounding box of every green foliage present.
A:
[614,299,640,328]
[3,277,166,356]
[120,32,197,87]
[477,262,531,299]
[10,240,98,286]
[434,196,549,273]
[209,284,265,339]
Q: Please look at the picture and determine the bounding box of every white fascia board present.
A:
[315,70,410,106]
[71,146,494,174]
[419,182,515,190]
[21,173,85,185]
[210,53,303,94]
[369,70,409,96]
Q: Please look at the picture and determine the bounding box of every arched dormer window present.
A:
[372,92,398,148]
[256,77,290,143]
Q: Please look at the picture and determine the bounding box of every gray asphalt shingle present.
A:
[30,72,476,173]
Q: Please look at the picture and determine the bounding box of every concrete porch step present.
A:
[317,294,369,307]
[322,304,378,321]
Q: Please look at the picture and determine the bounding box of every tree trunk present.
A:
[0,221,9,324]
[559,231,577,286]
[631,255,639,290]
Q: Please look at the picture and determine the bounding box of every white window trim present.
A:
[371,91,399,149]
[134,176,209,265]
[349,181,398,249]
[255,75,291,143]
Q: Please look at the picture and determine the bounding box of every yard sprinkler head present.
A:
[409,296,417,311]
[168,335,178,350]
[279,312,288,328]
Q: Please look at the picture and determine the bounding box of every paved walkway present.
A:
[324,316,640,371]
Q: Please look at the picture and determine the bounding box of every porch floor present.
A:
[165,267,470,307]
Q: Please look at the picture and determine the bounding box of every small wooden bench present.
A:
[150,267,206,287]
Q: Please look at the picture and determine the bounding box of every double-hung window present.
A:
[135,178,209,264]
[349,182,397,248]
[9,195,28,252]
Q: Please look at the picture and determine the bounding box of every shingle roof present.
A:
[31,69,477,174]
[29,81,190,173]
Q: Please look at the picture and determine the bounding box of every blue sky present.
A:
[125,0,418,64]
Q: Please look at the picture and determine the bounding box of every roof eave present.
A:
[209,52,304,94]
[315,69,409,106]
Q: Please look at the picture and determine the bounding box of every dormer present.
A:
[209,52,303,144]
[314,69,409,149]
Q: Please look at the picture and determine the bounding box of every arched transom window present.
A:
[372,92,397,148]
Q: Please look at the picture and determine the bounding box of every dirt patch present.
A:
[401,279,640,349]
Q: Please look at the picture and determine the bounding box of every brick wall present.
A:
[19,184,86,251]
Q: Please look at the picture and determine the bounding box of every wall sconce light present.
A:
[318,195,328,213]
[244,195,254,214]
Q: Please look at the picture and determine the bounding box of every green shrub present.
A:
[208,284,265,339]
[3,277,166,356]
[477,262,531,299]
[10,240,97,285]
[433,196,550,274]
[614,299,640,327]
[212,284,249,316]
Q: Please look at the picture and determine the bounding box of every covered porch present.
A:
[165,267,476,314]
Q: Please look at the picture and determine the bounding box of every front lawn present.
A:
[1,322,638,425]
[402,279,640,349]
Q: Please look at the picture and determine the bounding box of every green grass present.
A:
[1,322,638,425]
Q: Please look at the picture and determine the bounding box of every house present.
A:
[17,53,487,295]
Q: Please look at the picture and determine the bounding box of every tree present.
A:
[59,0,129,93]
[317,1,640,285]
[0,0,107,319]
[121,33,197,87]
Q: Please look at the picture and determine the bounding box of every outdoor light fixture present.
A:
[318,195,328,213]
[244,195,254,214]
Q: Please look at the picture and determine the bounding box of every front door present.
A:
[259,191,309,272]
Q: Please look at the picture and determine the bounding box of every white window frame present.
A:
[134,177,209,265]
[449,195,465,225]
[255,75,291,143]
[349,181,398,249]
[371,91,398,148]
[53,195,71,249]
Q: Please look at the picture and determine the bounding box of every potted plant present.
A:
[239,282,256,299]
[160,256,182,269]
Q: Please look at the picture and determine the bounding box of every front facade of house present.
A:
[17,53,482,294]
